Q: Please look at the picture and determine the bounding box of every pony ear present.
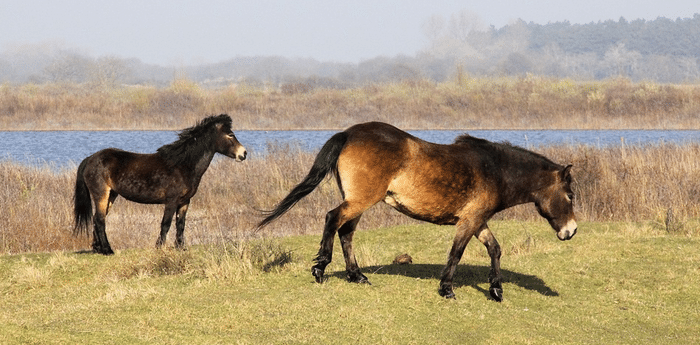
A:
[561,164,573,183]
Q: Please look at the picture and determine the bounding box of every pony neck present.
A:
[500,160,558,210]
[156,132,218,170]
[187,148,217,178]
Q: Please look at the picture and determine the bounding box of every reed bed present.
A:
[1,142,699,255]
[2,77,700,130]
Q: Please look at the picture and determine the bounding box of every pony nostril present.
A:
[238,151,247,161]
[559,228,577,241]
[558,219,578,240]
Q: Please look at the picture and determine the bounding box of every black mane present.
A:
[157,114,232,167]
[453,134,560,169]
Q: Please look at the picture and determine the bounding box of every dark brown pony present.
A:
[258,122,577,301]
[73,114,247,255]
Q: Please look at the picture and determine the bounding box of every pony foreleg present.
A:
[174,203,190,249]
[439,220,478,299]
[476,225,503,302]
[156,204,177,248]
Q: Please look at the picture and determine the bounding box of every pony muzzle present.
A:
[557,219,577,241]
[236,147,247,161]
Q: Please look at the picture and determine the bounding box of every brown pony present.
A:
[73,114,247,255]
[258,122,577,301]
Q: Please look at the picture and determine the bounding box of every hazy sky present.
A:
[1,0,697,66]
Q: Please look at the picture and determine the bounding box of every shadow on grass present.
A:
[330,264,559,299]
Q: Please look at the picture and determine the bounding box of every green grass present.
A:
[1,221,698,344]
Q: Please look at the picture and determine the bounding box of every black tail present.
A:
[257,131,349,229]
[73,158,92,237]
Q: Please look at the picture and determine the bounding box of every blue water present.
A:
[1,130,699,169]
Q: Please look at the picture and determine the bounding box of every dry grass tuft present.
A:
[106,240,295,281]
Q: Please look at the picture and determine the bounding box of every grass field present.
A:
[1,221,698,344]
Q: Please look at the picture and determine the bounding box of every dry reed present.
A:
[2,76,700,130]
[1,142,699,255]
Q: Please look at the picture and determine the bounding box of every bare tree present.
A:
[603,43,641,78]
[44,52,92,82]
[448,10,484,43]
[89,56,132,87]
[678,56,700,81]
[422,14,445,48]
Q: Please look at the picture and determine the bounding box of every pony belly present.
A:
[116,186,176,204]
[112,173,190,205]
[384,191,458,225]
[122,194,167,205]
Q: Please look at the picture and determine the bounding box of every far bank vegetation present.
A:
[1,77,700,130]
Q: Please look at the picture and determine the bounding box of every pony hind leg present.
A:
[476,225,503,302]
[312,202,369,284]
[338,216,369,284]
[312,208,339,283]
[91,190,117,255]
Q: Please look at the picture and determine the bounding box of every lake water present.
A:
[1,130,699,169]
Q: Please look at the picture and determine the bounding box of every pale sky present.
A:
[1,0,697,66]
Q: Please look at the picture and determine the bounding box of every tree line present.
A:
[1,13,699,87]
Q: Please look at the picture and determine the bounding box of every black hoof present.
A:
[93,248,114,255]
[174,238,187,250]
[490,287,503,302]
[312,267,325,283]
[439,287,456,299]
[347,271,371,285]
